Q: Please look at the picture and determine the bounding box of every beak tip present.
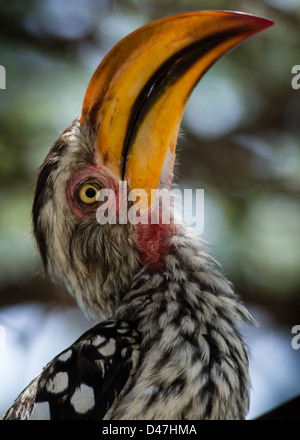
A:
[255,16,275,30]
[241,12,275,32]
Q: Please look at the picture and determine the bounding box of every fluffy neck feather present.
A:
[108,227,256,419]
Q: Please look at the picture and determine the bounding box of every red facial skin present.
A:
[66,164,175,270]
[135,221,175,270]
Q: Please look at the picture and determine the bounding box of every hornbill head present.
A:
[32,12,273,319]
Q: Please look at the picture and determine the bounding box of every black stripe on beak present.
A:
[120,27,248,181]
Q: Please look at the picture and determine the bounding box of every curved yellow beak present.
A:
[80,11,273,210]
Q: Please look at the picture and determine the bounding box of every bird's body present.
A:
[107,230,254,420]
[4,212,254,420]
[2,12,273,420]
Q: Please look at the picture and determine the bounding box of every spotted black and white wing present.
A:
[2,320,140,420]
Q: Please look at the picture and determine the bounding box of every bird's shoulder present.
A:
[2,320,140,420]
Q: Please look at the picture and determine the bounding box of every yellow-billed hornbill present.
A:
[3,11,273,420]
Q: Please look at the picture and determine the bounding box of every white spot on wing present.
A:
[70,384,95,414]
[92,335,106,346]
[102,322,115,328]
[46,371,69,394]
[117,328,129,334]
[29,401,51,420]
[58,349,72,362]
[98,339,116,357]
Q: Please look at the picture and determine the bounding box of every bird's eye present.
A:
[78,183,99,204]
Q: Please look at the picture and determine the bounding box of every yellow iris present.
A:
[78,183,98,204]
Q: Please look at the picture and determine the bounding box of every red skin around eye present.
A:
[66,164,175,269]
[66,164,119,221]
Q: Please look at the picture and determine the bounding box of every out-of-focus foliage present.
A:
[0,0,299,418]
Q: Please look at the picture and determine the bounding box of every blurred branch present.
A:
[0,272,299,326]
[0,17,98,56]
[0,277,76,310]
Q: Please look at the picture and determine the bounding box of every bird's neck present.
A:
[112,227,255,419]
[116,226,255,329]
[133,221,177,270]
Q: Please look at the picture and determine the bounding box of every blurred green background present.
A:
[0,0,300,418]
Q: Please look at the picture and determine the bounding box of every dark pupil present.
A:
[85,187,96,199]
